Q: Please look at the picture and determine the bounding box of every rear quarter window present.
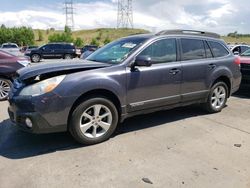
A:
[65,44,75,49]
[208,41,229,57]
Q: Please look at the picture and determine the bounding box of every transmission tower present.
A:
[117,0,133,29]
[64,0,75,30]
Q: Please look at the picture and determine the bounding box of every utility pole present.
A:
[117,0,133,29]
[64,0,75,30]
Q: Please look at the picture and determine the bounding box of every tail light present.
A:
[234,57,241,66]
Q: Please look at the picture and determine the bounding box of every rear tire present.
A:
[203,81,228,113]
[0,78,11,101]
[69,97,119,145]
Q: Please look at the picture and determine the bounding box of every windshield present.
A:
[87,37,148,64]
[241,49,250,56]
[2,44,18,48]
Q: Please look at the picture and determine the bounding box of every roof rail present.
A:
[156,30,220,39]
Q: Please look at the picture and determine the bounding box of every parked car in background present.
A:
[25,43,78,62]
[0,50,30,100]
[8,30,241,145]
[80,47,97,59]
[231,44,250,55]
[81,45,98,54]
[0,43,22,56]
[239,49,250,87]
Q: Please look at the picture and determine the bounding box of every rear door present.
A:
[53,44,64,58]
[180,38,214,102]
[126,38,182,112]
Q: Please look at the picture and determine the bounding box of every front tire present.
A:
[31,54,41,63]
[69,97,119,145]
[64,54,72,60]
[0,78,11,101]
[204,81,228,113]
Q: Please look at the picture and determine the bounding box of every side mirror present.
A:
[233,51,239,56]
[134,55,152,67]
[41,47,45,51]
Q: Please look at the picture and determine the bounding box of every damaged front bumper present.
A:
[8,93,69,134]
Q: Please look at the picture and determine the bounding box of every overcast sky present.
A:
[0,0,249,35]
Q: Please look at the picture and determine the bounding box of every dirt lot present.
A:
[0,91,250,188]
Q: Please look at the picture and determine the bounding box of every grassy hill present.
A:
[33,28,250,46]
[33,28,150,46]
[221,36,250,44]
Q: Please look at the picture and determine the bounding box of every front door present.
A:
[126,38,182,112]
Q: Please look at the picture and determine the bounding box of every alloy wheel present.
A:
[32,54,40,62]
[79,104,112,138]
[211,86,226,109]
[0,79,11,100]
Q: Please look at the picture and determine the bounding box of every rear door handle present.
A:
[208,64,216,69]
[169,68,180,75]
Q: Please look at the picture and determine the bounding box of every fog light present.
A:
[25,118,33,128]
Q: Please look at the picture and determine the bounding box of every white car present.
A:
[230,44,250,55]
[0,43,22,56]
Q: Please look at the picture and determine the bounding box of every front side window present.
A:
[209,41,229,57]
[41,44,52,50]
[139,38,177,63]
[181,39,205,61]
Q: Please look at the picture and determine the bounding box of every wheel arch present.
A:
[211,75,231,98]
[67,89,122,129]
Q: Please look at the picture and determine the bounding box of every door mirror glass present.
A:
[134,55,152,67]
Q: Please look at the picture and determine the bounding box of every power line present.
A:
[117,0,133,29]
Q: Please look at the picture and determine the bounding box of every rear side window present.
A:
[209,41,229,57]
[181,39,205,61]
[54,44,63,49]
[139,38,177,63]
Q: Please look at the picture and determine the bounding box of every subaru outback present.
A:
[8,30,242,145]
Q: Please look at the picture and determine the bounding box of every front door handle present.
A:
[169,68,180,75]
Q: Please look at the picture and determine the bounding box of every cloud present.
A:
[0,0,249,34]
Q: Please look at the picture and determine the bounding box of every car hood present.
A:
[17,60,111,81]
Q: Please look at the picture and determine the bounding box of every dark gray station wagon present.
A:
[8,30,242,145]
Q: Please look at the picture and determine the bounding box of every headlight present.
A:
[19,75,66,96]
[18,60,30,67]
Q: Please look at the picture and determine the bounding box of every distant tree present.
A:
[103,37,111,45]
[1,24,6,29]
[74,37,84,47]
[46,29,50,35]
[90,38,100,46]
[0,26,34,46]
[38,30,44,41]
[96,31,103,41]
[64,25,71,34]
